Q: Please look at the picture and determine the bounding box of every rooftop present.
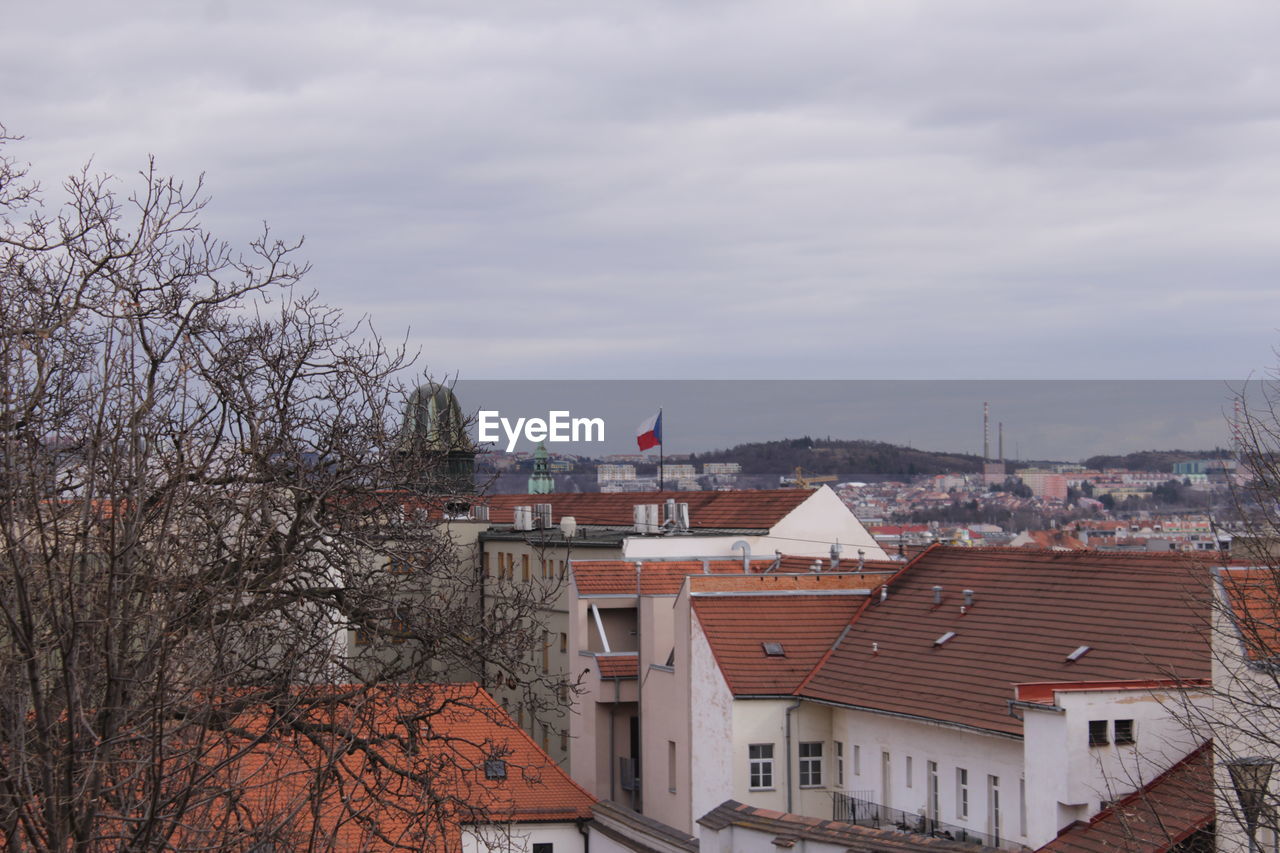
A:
[800,547,1213,735]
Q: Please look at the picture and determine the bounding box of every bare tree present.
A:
[0,128,565,850]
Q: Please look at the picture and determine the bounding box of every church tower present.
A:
[528,442,554,495]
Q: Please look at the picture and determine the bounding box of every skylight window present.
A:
[484,759,507,780]
[933,631,956,647]
[762,642,786,657]
[1066,645,1092,662]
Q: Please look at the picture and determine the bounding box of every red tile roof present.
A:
[201,684,594,851]
[596,653,639,679]
[1036,742,1212,852]
[481,489,812,529]
[1020,530,1087,550]
[693,593,864,695]
[573,556,893,597]
[1218,566,1280,660]
[572,559,770,596]
[800,547,1212,735]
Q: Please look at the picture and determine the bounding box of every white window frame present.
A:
[749,743,775,790]
[798,741,824,788]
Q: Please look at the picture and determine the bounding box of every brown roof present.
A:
[801,547,1211,735]
[482,489,811,529]
[693,593,863,695]
[698,800,1003,852]
[596,653,639,679]
[1036,742,1212,852]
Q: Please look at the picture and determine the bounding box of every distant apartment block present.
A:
[702,462,741,476]
[598,464,637,483]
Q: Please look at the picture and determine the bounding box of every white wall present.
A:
[688,610,736,832]
[831,707,1025,846]
[462,822,583,853]
[1023,687,1209,848]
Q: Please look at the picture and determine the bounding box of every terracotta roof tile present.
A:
[202,683,594,851]
[694,593,863,695]
[573,556,894,598]
[595,653,639,679]
[1036,742,1212,852]
[1219,566,1280,660]
[802,547,1212,735]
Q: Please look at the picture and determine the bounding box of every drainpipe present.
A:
[784,699,802,813]
[576,816,591,853]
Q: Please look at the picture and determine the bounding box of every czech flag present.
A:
[636,410,662,451]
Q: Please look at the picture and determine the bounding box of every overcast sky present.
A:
[4,1,1280,382]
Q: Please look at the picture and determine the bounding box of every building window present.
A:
[541,631,550,674]
[387,557,413,574]
[668,741,678,793]
[799,742,823,788]
[989,775,1001,842]
[957,768,969,819]
[483,551,492,576]
[927,761,939,821]
[749,744,774,789]
[532,845,553,853]
[1088,720,1110,746]
[1114,719,1135,745]
[522,553,530,581]
[560,730,568,752]
[484,758,507,780]
[560,632,568,653]
[835,742,844,787]
[906,755,913,788]
[853,744,861,776]
[352,626,372,646]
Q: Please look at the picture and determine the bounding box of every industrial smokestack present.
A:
[983,402,990,462]
[999,422,1004,463]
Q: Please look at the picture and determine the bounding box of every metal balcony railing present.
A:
[832,791,1004,848]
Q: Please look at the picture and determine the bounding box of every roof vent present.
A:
[1066,645,1091,662]
[513,506,533,532]
[534,503,552,529]
[762,642,786,657]
[560,516,578,539]
[963,589,974,607]
[932,585,943,606]
[934,631,956,647]
[471,505,490,522]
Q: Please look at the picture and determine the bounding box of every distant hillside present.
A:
[1081,448,1232,472]
[689,437,986,477]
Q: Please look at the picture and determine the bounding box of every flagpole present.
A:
[658,407,664,492]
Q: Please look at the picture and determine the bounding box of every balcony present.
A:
[832,791,1007,849]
